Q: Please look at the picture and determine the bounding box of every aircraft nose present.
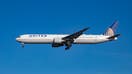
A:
[16,37,21,42]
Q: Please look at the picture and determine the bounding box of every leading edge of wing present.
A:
[62,27,90,40]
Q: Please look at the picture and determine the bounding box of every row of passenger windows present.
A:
[29,34,47,37]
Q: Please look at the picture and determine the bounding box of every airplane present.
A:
[16,21,120,50]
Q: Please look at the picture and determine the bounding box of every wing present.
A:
[62,27,89,50]
[62,27,89,40]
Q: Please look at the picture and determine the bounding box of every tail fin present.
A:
[104,20,118,36]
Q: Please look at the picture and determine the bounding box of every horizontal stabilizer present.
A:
[107,34,120,40]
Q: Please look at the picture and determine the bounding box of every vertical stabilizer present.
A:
[104,20,118,36]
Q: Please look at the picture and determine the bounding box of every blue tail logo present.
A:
[104,20,118,36]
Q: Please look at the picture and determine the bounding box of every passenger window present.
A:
[29,35,32,37]
[45,35,47,37]
[41,35,43,37]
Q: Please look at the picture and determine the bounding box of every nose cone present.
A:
[16,37,21,42]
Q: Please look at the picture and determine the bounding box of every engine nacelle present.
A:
[52,43,64,47]
[52,37,64,47]
[53,37,64,43]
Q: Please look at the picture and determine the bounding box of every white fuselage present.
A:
[16,34,112,44]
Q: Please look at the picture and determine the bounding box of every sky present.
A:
[0,0,132,74]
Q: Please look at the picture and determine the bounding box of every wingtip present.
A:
[84,27,90,30]
[81,27,90,32]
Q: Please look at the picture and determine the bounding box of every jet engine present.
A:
[52,37,64,47]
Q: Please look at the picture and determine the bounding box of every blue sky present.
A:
[0,0,132,74]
